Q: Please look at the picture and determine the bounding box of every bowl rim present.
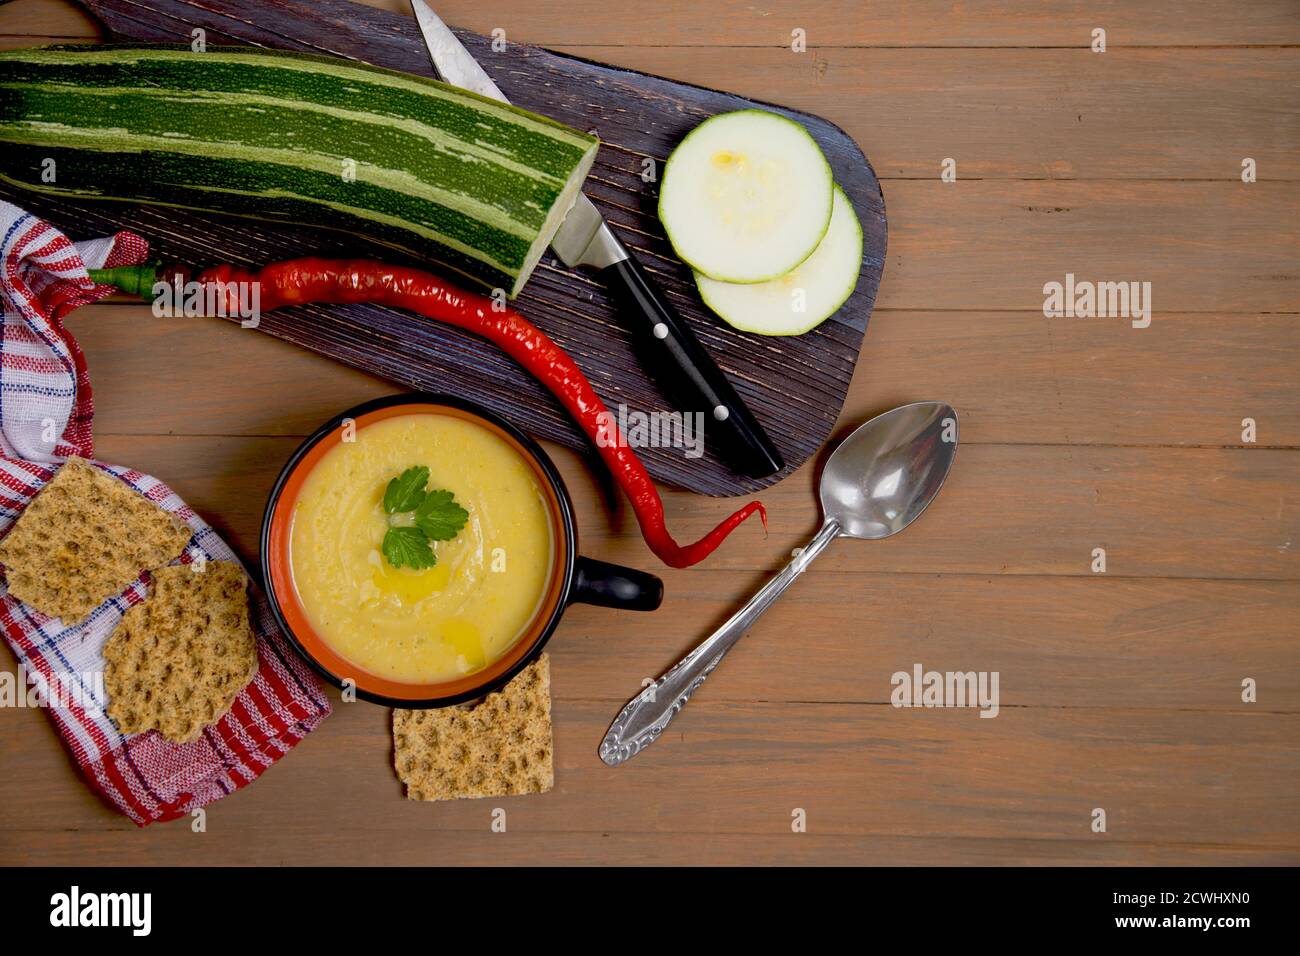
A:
[259,392,577,708]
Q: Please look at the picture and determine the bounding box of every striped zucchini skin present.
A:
[0,45,600,295]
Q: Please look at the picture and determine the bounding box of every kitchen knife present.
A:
[409,0,785,479]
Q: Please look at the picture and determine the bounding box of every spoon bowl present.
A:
[821,401,958,540]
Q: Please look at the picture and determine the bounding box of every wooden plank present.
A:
[2,827,1295,867]
[653,444,1300,580]
[876,180,1300,312]
[351,0,1300,49]
[380,573,1284,716]
[2,699,1296,849]
[560,47,1300,181]
[554,573,1300,711]
[847,310,1300,448]
[9,462,1277,710]
[81,432,1300,580]
[9,0,1300,48]
[67,304,1300,448]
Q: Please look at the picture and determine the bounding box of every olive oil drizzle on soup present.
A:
[289,414,554,684]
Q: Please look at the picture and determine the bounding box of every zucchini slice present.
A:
[659,109,833,283]
[695,185,861,336]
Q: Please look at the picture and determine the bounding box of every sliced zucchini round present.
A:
[695,185,862,336]
[659,109,834,283]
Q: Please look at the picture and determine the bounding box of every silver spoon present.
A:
[599,401,959,766]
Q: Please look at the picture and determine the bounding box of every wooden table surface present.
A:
[1,0,1297,867]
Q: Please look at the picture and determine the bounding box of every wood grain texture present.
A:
[72,429,1298,582]
[4,830,1297,867]
[345,1,1300,49]
[9,0,1300,48]
[849,310,1300,447]
[875,181,1299,312]
[69,302,1300,448]
[564,47,1300,182]
[1,0,1297,867]
[2,698,1296,864]
[0,0,891,496]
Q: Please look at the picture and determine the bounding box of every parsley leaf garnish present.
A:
[378,467,468,570]
[382,526,436,570]
[414,488,470,542]
[383,465,429,514]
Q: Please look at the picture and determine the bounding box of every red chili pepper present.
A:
[92,258,766,568]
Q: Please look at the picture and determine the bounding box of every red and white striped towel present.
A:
[0,200,331,826]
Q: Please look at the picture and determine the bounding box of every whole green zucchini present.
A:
[0,45,600,296]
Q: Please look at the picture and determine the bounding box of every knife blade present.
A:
[409,0,785,479]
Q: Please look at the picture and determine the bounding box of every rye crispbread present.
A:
[104,560,258,743]
[0,457,192,624]
[393,655,554,801]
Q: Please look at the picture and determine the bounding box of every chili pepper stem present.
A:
[86,262,162,300]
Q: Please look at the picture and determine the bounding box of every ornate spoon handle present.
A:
[599,519,840,766]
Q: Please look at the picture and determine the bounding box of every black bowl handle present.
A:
[570,556,663,611]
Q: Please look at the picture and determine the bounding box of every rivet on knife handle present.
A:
[600,252,785,479]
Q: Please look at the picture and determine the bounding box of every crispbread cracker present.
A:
[0,456,192,624]
[394,655,553,801]
[104,560,258,743]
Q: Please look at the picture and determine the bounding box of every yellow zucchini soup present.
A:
[262,396,661,706]
[294,413,552,682]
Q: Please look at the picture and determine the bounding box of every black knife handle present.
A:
[600,254,784,479]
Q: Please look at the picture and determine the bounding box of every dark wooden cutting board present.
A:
[1,0,886,495]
